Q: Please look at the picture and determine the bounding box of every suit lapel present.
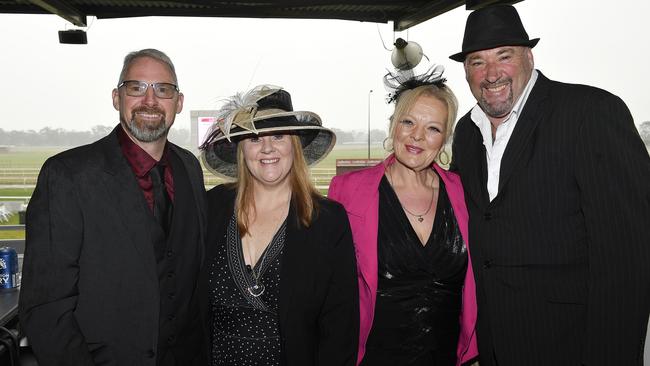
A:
[463,124,490,210]
[345,160,384,297]
[279,205,307,328]
[99,128,158,282]
[169,144,206,263]
[343,162,384,218]
[497,74,551,197]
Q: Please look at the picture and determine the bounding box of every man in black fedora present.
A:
[449,4,650,366]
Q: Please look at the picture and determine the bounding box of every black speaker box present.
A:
[58,29,87,44]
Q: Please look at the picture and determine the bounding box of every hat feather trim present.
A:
[212,84,282,142]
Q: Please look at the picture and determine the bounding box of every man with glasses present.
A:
[20,49,207,366]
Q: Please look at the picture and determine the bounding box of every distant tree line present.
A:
[0,126,387,147]
[331,128,387,145]
[2,123,645,148]
[0,126,190,147]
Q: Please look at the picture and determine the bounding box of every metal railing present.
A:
[0,225,24,231]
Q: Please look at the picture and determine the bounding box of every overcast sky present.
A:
[1,0,648,139]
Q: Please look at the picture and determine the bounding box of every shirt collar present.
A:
[117,124,169,177]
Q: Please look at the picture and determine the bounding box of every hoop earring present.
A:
[382,137,392,151]
[437,149,450,165]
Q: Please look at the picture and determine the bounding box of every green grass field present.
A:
[0,187,34,197]
[0,213,23,239]
[0,146,64,169]
[0,144,388,240]
[0,145,389,169]
[315,144,388,170]
[0,145,387,175]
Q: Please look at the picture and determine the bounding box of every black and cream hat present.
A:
[200,85,336,179]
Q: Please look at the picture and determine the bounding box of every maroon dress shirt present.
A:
[117,126,175,212]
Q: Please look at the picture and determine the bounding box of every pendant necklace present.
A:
[386,166,435,223]
[247,252,268,297]
[245,193,291,297]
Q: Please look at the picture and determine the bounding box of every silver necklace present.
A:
[386,167,435,223]
[245,194,291,297]
[247,252,268,297]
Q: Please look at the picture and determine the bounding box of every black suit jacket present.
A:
[451,72,650,366]
[19,127,207,366]
[200,185,359,366]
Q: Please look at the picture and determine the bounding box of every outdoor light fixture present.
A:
[58,29,87,44]
[391,38,425,70]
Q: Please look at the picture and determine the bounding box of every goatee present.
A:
[121,107,170,143]
[479,79,514,119]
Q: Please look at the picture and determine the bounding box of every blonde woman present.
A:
[329,67,477,366]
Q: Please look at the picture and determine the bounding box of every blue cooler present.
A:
[0,246,19,291]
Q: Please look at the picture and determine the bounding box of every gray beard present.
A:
[478,84,514,119]
[121,116,169,143]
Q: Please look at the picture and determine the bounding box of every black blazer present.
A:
[451,72,650,366]
[19,127,207,366]
[200,185,359,366]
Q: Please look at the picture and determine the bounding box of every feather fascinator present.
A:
[384,64,447,104]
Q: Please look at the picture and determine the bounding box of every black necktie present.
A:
[150,164,171,234]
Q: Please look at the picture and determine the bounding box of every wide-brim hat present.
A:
[200,85,336,179]
[449,4,539,62]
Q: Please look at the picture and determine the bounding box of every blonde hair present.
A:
[233,134,321,237]
[385,84,458,152]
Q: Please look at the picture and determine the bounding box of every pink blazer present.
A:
[328,155,478,366]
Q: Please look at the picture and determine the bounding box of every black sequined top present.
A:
[209,213,286,366]
[360,176,467,366]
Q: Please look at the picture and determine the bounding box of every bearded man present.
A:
[20,49,207,366]
[449,5,650,366]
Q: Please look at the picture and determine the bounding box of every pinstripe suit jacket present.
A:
[451,72,650,366]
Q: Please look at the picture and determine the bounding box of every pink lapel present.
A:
[328,160,386,364]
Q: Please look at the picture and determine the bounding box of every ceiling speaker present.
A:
[58,29,87,44]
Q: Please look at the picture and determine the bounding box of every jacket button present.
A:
[146,349,155,358]
[483,260,492,269]
[484,212,492,221]
[167,271,175,279]
[168,314,176,321]
[167,335,176,344]
[166,250,174,258]
[168,292,175,300]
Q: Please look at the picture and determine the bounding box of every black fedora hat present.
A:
[449,4,539,62]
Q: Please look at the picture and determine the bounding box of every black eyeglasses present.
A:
[118,80,179,99]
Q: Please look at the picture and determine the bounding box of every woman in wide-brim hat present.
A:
[198,85,359,366]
